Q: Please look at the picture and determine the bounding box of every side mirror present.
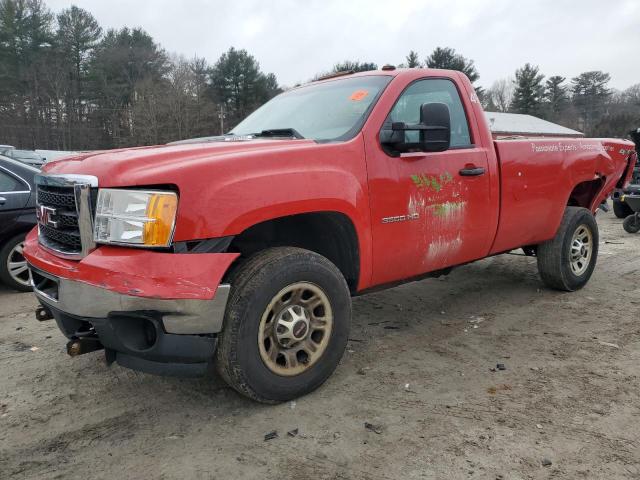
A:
[380,102,451,154]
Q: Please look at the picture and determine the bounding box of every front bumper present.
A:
[30,266,231,335]
[23,230,239,376]
[46,303,219,377]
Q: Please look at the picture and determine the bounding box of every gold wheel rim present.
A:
[570,224,593,276]
[258,282,333,377]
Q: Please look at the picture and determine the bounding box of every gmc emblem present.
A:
[36,205,59,228]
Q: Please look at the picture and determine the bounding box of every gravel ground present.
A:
[1,211,639,480]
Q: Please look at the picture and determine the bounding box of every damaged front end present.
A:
[24,228,238,377]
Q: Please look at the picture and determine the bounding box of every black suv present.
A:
[0,155,38,291]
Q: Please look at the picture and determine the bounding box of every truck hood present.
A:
[43,139,318,187]
[39,135,367,243]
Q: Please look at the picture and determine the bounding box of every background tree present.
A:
[0,0,54,148]
[543,75,568,120]
[312,60,377,81]
[332,60,377,73]
[88,27,168,147]
[405,50,420,68]
[208,47,280,132]
[592,83,640,137]
[510,63,545,115]
[0,0,637,150]
[425,47,479,83]
[55,5,101,147]
[485,78,514,112]
[571,71,612,134]
[185,56,217,139]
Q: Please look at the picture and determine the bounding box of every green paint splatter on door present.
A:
[411,172,453,192]
[432,201,466,217]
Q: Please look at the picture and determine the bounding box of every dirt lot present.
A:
[1,211,639,480]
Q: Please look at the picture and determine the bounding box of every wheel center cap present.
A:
[292,320,308,339]
[275,305,311,346]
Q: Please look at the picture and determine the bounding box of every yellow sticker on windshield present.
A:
[350,90,369,101]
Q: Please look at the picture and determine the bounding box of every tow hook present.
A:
[67,337,104,357]
[35,305,54,321]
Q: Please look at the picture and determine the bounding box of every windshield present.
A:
[231,75,392,142]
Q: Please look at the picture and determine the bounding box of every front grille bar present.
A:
[35,174,98,260]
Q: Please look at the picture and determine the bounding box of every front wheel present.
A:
[216,247,351,403]
[537,207,599,291]
[623,214,640,234]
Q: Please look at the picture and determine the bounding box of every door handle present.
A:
[459,166,485,177]
[0,196,6,205]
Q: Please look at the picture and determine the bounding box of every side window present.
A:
[0,170,23,192]
[386,79,472,148]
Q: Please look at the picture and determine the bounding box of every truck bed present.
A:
[490,137,634,254]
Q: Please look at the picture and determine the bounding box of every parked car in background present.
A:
[0,155,37,291]
[36,150,80,163]
[0,145,15,153]
[612,128,640,218]
[3,149,46,168]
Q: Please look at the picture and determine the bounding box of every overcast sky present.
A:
[47,0,640,90]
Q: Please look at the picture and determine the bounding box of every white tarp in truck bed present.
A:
[485,112,583,137]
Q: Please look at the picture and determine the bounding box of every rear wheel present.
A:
[537,207,599,291]
[0,234,32,292]
[613,199,633,219]
[216,247,351,403]
[623,214,640,234]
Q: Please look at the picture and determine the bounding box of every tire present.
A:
[623,215,640,234]
[537,207,599,292]
[613,199,633,219]
[216,247,351,403]
[0,233,32,292]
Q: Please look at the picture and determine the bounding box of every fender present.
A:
[168,144,371,227]
[199,165,374,291]
[565,141,633,212]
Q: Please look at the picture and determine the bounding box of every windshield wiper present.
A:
[230,128,305,140]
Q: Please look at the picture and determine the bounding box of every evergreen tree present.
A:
[544,75,568,116]
[0,0,54,146]
[425,47,479,83]
[0,2,284,148]
[88,27,168,146]
[56,6,101,98]
[312,60,377,81]
[510,63,545,115]
[209,47,280,130]
[405,50,420,68]
[571,71,612,134]
[55,6,101,145]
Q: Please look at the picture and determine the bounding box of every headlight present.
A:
[94,189,178,247]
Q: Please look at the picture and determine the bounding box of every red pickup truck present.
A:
[24,68,636,403]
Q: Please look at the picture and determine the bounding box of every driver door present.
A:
[365,78,494,286]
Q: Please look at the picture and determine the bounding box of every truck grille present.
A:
[37,185,82,254]
[35,174,98,259]
[37,186,77,209]
[39,223,82,250]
